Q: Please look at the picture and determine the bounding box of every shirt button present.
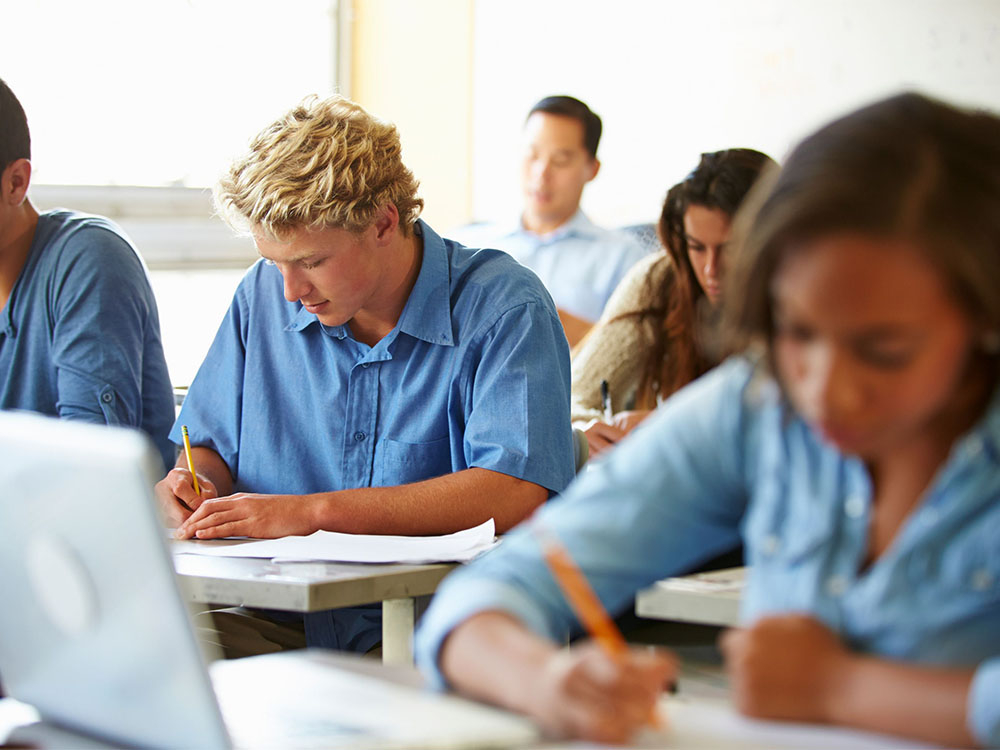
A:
[353,431,366,442]
[844,494,865,519]
[761,534,780,556]
[971,568,993,591]
[362,362,370,369]
[101,392,114,403]
[825,575,848,597]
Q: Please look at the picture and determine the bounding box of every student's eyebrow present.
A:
[258,251,319,264]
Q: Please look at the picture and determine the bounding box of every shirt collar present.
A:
[283,219,454,347]
[395,220,454,346]
[517,209,600,241]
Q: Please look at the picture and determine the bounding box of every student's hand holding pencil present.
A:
[530,639,676,744]
[153,427,221,528]
[155,465,219,527]
[532,523,676,741]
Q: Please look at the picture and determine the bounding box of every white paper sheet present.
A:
[609,694,941,750]
[171,518,496,564]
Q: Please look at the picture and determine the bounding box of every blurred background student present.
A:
[416,92,1000,748]
[453,95,650,347]
[573,149,774,459]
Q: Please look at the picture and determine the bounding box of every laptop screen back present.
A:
[0,411,230,749]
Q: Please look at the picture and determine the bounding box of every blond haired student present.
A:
[416,92,1000,748]
[155,95,575,654]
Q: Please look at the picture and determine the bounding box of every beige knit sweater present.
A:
[570,251,673,425]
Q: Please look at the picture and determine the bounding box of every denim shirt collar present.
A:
[283,219,454,347]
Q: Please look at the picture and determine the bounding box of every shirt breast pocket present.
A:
[376,436,454,486]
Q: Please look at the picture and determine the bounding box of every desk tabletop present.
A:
[173,552,455,612]
[635,566,745,627]
[0,649,940,749]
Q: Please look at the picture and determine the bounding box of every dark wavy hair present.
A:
[618,148,774,407]
[0,78,31,174]
[724,93,1000,383]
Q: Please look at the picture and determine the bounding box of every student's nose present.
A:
[802,345,864,423]
[532,157,552,183]
[281,267,310,303]
[704,247,723,282]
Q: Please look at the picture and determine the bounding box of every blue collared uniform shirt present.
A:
[173,221,576,651]
[416,357,1000,746]
[452,211,651,322]
[0,210,175,471]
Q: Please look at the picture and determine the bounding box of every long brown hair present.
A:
[724,93,1000,382]
[617,149,774,407]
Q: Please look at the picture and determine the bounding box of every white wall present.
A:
[465,0,1000,231]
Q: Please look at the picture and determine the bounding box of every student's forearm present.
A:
[313,468,547,535]
[441,611,559,715]
[828,655,976,748]
[175,446,234,497]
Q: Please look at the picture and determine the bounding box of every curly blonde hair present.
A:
[215,95,423,239]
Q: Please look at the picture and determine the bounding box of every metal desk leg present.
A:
[382,598,415,665]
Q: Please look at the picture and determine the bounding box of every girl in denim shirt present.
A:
[416,92,1000,748]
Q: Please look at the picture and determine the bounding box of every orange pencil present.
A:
[534,524,664,728]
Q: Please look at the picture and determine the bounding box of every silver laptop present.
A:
[0,411,538,749]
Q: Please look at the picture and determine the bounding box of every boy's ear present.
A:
[1,158,32,206]
[373,203,400,243]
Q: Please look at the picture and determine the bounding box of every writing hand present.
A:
[612,409,651,434]
[720,614,850,723]
[582,419,628,458]
[154,468,218,527]
[528,641,676,744]
[174,492,324,540]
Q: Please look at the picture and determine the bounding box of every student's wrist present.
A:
[307,491,339,532]
[816,647,861,725]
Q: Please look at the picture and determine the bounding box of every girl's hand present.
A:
[720,614,851,723]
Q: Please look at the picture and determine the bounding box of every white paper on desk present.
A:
[172,518,497,564]
[616,694,940,749]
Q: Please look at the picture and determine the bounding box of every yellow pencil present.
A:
[534,524,664,729]
[181,425,201,496]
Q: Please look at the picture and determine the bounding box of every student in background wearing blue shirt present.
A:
[416,92,1000,748]
[0,78,175,471]
[156,95,575,654]
[453,96,649,347]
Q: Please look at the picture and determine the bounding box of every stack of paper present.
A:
[172,518,497,564]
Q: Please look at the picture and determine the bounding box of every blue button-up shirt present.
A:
[451,211,651,322]
[173,219,574,494]
[416,357,1000,746]
[172,220,576,650]
[0,210,175,471]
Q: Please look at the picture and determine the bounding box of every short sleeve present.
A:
[462,300,576,494]
[170,278,251,476]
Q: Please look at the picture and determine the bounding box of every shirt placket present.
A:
[340,357,380,488]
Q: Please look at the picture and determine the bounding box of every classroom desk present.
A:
[172,552,455,665]
[635,566,745,627]
[0,649,940,749]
